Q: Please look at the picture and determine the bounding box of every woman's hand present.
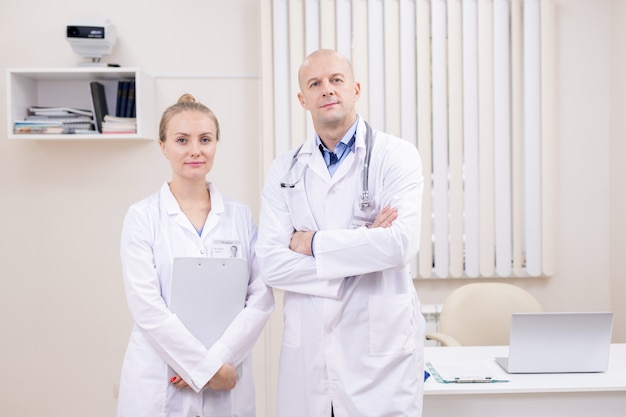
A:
[169,375,189,389]
[169,363,237,391]
[206,364,237,391]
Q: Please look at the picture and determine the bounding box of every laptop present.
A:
[495,312,613,373]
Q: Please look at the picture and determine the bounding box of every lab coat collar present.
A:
[353,116,367,154]
[288,116,367,184]
[297,116,368,169]
[160,181,225,216]
[301,115,366,155]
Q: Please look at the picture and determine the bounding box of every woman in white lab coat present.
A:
[117,94,274,417]
[256,49,425,417]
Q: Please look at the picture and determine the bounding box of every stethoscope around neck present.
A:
[280,121,375,210]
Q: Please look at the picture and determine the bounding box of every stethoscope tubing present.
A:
[281,121,374,211]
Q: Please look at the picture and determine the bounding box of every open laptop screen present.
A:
[496,312,613,373]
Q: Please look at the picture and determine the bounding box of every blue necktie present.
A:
[328,151,338,166]
[319,134,355,168]
[319,144,338,167]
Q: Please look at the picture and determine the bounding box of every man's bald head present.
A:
[298,49,355,90]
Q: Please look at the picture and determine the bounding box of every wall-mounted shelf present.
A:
[6,67,156,140]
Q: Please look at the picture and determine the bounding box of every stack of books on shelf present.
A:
[116,80,136,118]
[101,115,137,134]
[89,80,137,134]
[13,107,95,134]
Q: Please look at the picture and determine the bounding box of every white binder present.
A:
[169,257,249,349]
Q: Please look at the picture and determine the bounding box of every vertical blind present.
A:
[260,0,556,278]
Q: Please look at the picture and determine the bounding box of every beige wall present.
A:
[0,1,266,416]
[610,0,626,343]
[0,1,623,417]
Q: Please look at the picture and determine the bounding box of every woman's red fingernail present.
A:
[170,376,176,382]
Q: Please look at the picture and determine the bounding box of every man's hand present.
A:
[290,231,315,256]
[288,206,397,256]
[370,205,398,228]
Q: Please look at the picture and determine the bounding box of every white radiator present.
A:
[422,303,443,347]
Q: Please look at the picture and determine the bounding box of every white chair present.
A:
[425,282,543,346]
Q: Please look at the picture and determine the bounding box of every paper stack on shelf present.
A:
[28,106,93,118]
[14,121,67,134]
[13,106,96,134]
[101,115,137,134]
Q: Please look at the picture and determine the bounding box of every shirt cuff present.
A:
[311,231,317,257]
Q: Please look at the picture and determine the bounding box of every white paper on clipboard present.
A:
[169,257,249,349]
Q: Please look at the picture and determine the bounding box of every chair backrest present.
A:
[438,282,543,346]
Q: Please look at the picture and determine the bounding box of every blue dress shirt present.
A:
[316,118,358,177]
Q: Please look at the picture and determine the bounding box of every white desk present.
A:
[423,344,626,417]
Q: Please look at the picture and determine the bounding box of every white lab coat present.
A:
[117,182,274,417]
[256,118,426,417]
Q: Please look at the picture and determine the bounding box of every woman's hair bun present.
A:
[177,93,196,104]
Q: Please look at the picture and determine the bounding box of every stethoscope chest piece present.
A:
[359,190,371,210]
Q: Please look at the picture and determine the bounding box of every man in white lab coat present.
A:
[256,49,425,417]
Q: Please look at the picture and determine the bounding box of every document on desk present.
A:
[426,360,510,384]
[169,257,249,349]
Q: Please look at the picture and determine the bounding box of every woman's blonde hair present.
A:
[158,93,220,143]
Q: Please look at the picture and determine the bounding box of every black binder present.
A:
[89,81,108,133]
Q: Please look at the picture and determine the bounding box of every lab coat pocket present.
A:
[369,293,417,356]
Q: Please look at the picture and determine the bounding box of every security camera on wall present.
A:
[66,18,118,66]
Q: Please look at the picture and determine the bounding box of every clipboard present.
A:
[169,257,249,349]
